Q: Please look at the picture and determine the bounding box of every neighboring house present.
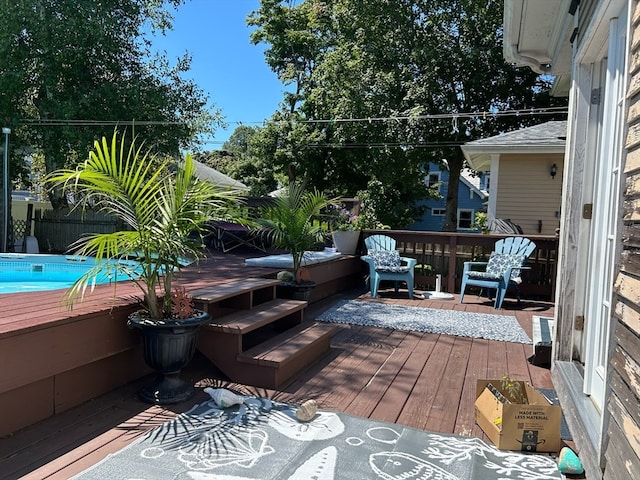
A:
[504,1,639,479]
[193,160,249,192]
[461,121,566,236]
[409,163,489,232]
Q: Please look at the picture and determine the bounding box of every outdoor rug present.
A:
[72,396,562,479]
[317,300,532,344]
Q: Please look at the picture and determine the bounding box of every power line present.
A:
[19,119,185,127]
[279,106,569,125]
[307,142,466,149]
[17,106,567,129]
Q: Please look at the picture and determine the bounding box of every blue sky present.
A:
[149,0,286,149]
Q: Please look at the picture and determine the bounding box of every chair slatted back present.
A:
[365,234,396,252]
[495,237,536,258]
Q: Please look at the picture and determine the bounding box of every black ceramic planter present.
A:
[276,281,317,301]
[128,310,210,405]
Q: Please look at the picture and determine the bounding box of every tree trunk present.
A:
[443,150,465,232]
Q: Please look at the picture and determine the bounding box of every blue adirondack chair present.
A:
[460,237,536,309]
[361,234,417,298]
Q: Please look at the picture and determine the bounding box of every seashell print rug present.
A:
[72,397,563,480]
[317,300,532,344]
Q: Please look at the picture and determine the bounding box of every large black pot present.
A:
[276,281,317,301]
[128,310,210,405]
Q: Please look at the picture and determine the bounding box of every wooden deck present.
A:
[0,249,557,480]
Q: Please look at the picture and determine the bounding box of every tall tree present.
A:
[249,0,566,229]
[0,0,219,207]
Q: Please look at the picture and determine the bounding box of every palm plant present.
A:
[45,131,243,320]
[255,182,331,282]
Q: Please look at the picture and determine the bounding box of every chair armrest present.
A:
[503,265,529,283]
[400,256,417,268]
[360,255,375,268]
[463,261,488,273]
[506,265,531,284]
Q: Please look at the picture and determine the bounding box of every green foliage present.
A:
[45,130,243,320]
[247,0,567,230]
[0,0,217,205]
[328,203,359,231]
[254,182,332,279]
[223,125,280,195]
[472,212,489,233]
[501,375,528,404]
[327,189,388,232]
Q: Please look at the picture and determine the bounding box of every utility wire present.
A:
[19,120,185,126]
[18,106,567,128]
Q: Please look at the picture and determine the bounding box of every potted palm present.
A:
[255,182,331,300]
[45,131,243,404]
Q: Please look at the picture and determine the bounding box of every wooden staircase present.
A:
[191,278,336,388]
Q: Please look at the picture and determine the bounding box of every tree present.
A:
[0,0,219,207]
[249,0,567,229]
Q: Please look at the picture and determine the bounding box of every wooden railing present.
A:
[362,230,559,301]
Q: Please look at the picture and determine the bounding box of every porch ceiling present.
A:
[503,0,574,76]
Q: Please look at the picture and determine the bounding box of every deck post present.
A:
[448,235,457,293]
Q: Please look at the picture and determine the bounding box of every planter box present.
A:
[474,379,562,453]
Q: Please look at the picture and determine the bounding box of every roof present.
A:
[461,121,566,170]
[193,160,249,192]
[460,169,489,199]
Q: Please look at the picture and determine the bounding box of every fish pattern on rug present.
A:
[317,299,532,344]
[72,398,562,480]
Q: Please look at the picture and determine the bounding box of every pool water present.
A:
[0,253,139,294]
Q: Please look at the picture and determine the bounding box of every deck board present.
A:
[0,250,558,480]
[396,334,454,429]
[427,336,474,433]
[455,338,490,438]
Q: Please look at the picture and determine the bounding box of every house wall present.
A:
[494,153,564,235]
[552,2,639,480]
[410,165,486,232]
[607,2,640,479]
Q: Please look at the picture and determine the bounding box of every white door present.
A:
[583,11,627,411]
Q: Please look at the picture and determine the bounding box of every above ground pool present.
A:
[0,253,139,295]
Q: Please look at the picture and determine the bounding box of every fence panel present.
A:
[34,209,121,253]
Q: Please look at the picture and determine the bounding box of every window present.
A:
[425,172,440,188]
[432,208,446,216]
[458,209,473,229]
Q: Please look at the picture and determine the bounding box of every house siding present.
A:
[607,2,640,478]
[409,165,486,232]
[493,154,564,235]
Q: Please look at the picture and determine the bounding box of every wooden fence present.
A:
[33,208,122,254]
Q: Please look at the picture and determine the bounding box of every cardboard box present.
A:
[474,379,562,453]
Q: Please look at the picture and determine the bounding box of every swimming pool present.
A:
[0,253,139,295]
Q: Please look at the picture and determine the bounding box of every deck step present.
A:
[236,322,337,388]
[204,299,307,334]
[191,278,281,315]
[195,279,336,389]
